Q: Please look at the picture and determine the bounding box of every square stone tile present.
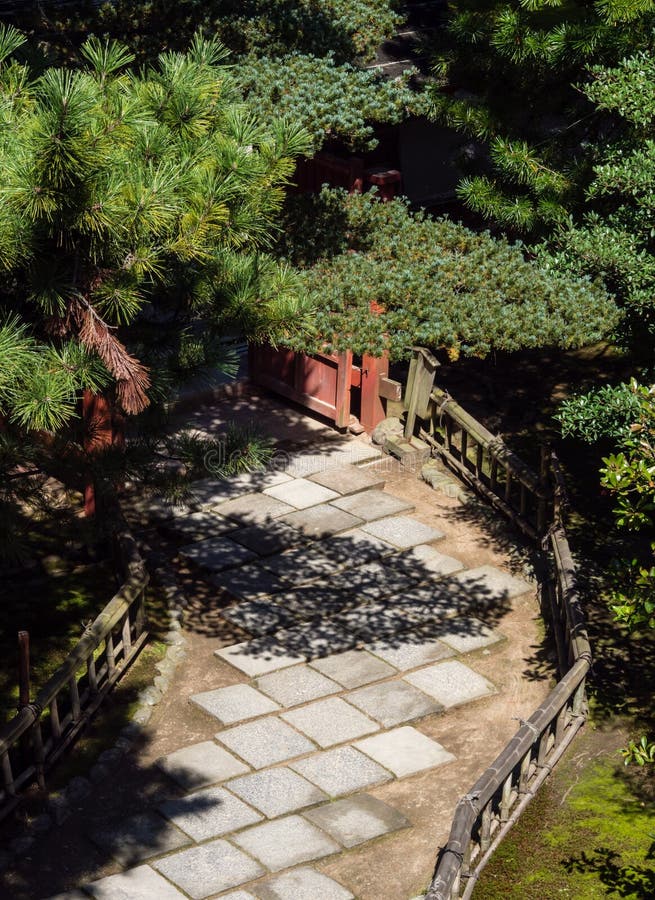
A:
[216,493,294,525]
[163,511,235,543]
[216,641,306,677]
[362,516,445,549]
[153,839,264,898]
[89,812,190,865]
[212,565,287,602]
[437,618,503,653]
[217,718,316,768]
[346,680,442,728]
[290,745,391,797]
[86,865,188,899]
[384,544,464,579]
[190,684,280,725]
[219,893,257,900]
[279,505,362,540]
[179,537,255,571]
[227,767,327,818]
[232,815,340,871]
[221,600,296,636]
[157,741,248,790]
[355,726,456,777]
[256,665,341,707]
[364,631,454,671]
[230,522,302,556]
[159,786,262,841]
[272,621,355,660]
[261,545,336,583]
[310,649,396,688]
[264,478,339,509]
[189,478,250,507]
[309,466,385,496]
[271,584,349,620]
[304,794,410,848]
[233,470,293,491]
[328,560,415,600]
[281,697,379,748]
[330,489,414,522]
[255,866,354,899]
[322,528,394,567]
[451,564,533,600]
[405,660,495,708]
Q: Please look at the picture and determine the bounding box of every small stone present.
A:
[154,674,170,693]
[90,764,109,785]
[164,631,185,645]
[132,706,152,725]
[10,835,35,855]
[138,686,162,706]
[48,794,70,825]
[121,723,146,741]
[99,748,123,767]
[371,417,403,446]
[29,813,52,834]
[65,776,91,804]
[113,736,133,754]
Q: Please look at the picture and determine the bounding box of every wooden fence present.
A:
[401,351,592,900]
[0,527,148,821]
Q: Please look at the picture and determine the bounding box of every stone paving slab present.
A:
[217,718,316,768]
[269,584,351,621]
[215,493,294,525]
[159,786,263,841]
[355,726,456,777]
[405,660,495,708]
[229,522,302,557]
[254,866,354,900]
[231,815,341,872]
[264,478,340,510]
[216,641,306,677]
[190,685,280,725]
[188,478,251,507]
[260,544,337,583]
[437,618,503,653]
[346,679,443,728]
[89,811,190,865]
[330,489,414,522]
[162,510,235,543]
[365,631,455,671]
[383,544,464,579]
[86,865,188,899]
[309,465,385,496]
[290,746,392,797]
[152,839,265,898]
[226,767,328,818]
[311,649,397,688]
[233,470,293,491]
[327,560,417,600]
[220,600,297,636]
[279,505,363,540]
[281,697,379,748]
[212,567,287,603]
[304,793,410,849]
[219,892,257,900]
[157,741,249,790]
[255,665,341,707]
[452,564,533,600]
[321,528,396,566]
[272,621,355,659]
[362,516,445,549]
[179,537,256,571]
[284,444,382,478]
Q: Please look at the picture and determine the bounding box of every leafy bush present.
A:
[239,53,424,151]
[555,382,645,443]
[279,189,618,360]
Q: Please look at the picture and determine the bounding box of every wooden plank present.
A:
[334,350,353,430]
[404,348,439,440]
[378,376,402,401]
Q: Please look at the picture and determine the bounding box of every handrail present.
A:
[409,367,592,900]
[0,519,148,819]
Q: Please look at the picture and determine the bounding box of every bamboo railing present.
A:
[405,357,592,900]
[0,526,148,821]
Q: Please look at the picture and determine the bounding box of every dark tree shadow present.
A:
[562,847,655,899]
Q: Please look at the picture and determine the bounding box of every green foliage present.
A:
[556,382,644,443]
[620,735,655,766]
[239,53,423,151]
[279,188,616,360]
[20,0,401,66]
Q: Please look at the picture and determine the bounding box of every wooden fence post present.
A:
[404,347,439,440]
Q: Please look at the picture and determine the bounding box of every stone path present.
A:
[48,438,535,900]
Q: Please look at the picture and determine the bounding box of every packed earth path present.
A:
[7,392,554,900]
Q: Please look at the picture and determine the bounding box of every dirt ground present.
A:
[0,395,555,900]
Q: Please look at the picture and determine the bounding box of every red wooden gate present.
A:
[248,344,398,432]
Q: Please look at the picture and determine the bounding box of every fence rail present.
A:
[401,354,592,900]
[0,526,148,821]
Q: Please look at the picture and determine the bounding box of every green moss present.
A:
[474,741,655,899]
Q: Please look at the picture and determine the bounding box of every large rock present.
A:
[371,416,403,446]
